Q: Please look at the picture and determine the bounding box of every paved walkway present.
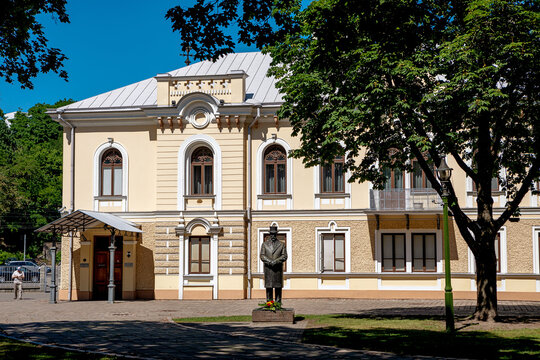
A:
[0,292,539,359]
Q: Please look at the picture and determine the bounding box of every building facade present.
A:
[52,52,540,301]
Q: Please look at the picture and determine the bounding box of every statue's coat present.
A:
[260,239,287,288]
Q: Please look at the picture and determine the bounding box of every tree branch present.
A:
[496,156,540,228]
[448,148,477,180]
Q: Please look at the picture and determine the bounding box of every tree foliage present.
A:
[0,0,69,88]
[0,100,72,258]
[170,0,539,320]
[166,0,299,61]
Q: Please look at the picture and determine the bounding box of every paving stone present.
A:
[0,292,538,359]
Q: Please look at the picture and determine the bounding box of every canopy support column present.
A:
[50,230,58,304]
[106,226,117,304]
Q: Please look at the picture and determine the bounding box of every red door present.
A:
[93,236,122,300]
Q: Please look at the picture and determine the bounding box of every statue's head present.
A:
[269,225,278,236]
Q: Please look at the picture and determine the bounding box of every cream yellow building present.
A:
[49,52,540,301]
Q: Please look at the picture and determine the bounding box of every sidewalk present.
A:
[0,292,538,359]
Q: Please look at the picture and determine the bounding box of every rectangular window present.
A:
[411,161,433,189]
[263,233,287,272]
[102,168,112,196]
[277,164,286,192]
[383,167,404,189]
[412,233,437,272]
[204,166,212,194]
[265,164,275,193]
[113,168,122,195]
[334,162,344,192]
[472,177,499,192]
[382,233,406,272]
[321,233,345,272]
[189,236,210,274]
[322,165,332,192]
[321,157,345,193]
[193,166,202,194]
[495,232,501,273]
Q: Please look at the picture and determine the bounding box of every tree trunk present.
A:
[473,245,498,321]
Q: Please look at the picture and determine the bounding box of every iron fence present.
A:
[0,265,42,283]
[0,265,49,291]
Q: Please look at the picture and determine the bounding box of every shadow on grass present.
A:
[0,337,118,360]
[332,314,445,321]
[303,314,540,359]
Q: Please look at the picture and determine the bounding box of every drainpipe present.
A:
[247,105,261,299]
[57,110,75,301]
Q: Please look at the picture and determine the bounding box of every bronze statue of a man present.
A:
[260,225,288,303]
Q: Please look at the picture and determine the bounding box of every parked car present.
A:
[6,260,41,272]
[0,265,40,283]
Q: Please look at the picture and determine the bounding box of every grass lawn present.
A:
[0,337,119,360]
[173,314,540,359]
[302,315,540,359]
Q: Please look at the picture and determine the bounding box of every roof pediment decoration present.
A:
[177,93,218,129]
[156,70,248,107]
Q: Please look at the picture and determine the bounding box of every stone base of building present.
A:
[251,289,540,301]
[252,308,295,323]
[57,288,539,301]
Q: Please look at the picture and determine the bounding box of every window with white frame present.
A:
[321,233,345,272]
[177,134,223,211]
[321,156,345,193]
[190,147,213,195]
[101,148,123,196]
[534,228,540,276]
[93,142,129,211]
[256,138,293,210]
[264,145,287,194]
[412,233,437,272]
[316,222,350,273]
[189,236,211,274]
[381,233,406,272]
[378,231,442,273]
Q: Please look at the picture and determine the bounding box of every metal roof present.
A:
[35,210,143,236]
[60,52,282,111]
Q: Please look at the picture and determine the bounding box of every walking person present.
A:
[12,266,24,300]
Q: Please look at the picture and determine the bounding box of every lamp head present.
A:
[436,157,453,182]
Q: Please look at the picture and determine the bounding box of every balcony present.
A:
[370,188,442,211]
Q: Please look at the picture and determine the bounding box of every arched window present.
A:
[321,156,345,193]
[191,147,213,195]
[264,145,287,194]
[101,149,123,196]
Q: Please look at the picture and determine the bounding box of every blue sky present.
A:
[0,1,258,113]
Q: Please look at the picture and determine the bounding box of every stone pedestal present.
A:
[252,308,295,323]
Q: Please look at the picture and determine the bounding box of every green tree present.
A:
[0,0,70,88]
[0,100,72,258]
[170,0,539,321]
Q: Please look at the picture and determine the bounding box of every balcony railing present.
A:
[370,188,442,211]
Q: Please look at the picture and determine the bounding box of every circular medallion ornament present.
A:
[188,108,212,129]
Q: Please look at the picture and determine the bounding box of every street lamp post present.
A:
[436,157,455,332]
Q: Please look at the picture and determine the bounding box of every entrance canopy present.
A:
[36,210,143,236]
